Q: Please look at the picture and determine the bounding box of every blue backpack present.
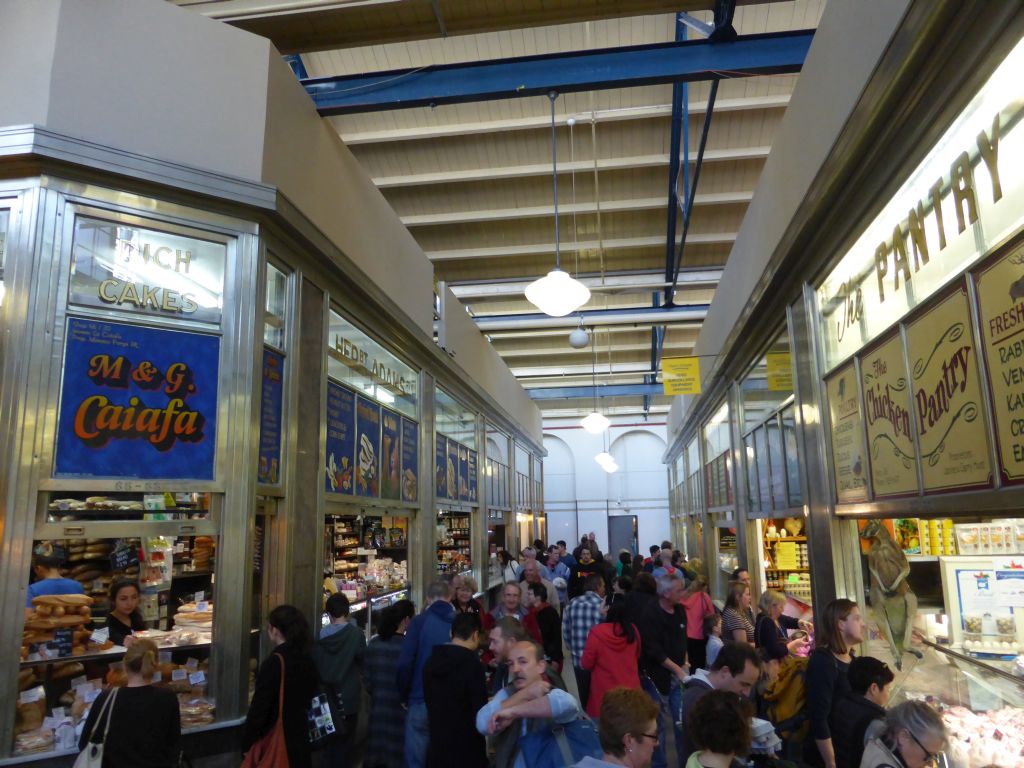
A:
[516,716,603,768]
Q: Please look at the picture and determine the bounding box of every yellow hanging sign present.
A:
[662,357,701,395]
[766,352,793,392]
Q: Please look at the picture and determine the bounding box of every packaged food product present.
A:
[955,525,979,555]
[13,728,53,755]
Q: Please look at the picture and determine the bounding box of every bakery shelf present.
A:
[19,640,213,669]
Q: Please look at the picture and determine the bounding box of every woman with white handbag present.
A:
[77,638,180,767]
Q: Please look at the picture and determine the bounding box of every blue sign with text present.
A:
[55,318,220,479]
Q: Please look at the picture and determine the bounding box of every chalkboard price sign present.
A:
[52,628,73,658]
[110,546,139,571]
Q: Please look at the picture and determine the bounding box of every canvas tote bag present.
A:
[73,687,119,768]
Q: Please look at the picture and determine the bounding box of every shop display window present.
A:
[15,533,217,757]
[0,207,9,308]
[436,509,472,576]
[263,260,288,350]
[324,513,409,626]
[436,386,475,450]
[44,491,211,524]
[703,401,732,509]
[761,518,810,604]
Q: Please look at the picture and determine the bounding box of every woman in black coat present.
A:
[244,605,320,768]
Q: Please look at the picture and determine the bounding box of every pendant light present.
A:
[525,92,591,317]
[580,328,609,434]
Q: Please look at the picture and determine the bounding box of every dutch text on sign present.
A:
[662,357,701,395]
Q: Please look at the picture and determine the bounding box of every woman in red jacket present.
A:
[580,602,641,719]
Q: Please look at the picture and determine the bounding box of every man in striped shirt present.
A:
[561,573,606,709]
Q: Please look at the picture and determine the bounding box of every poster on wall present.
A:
[401,417,419,503]
[904,285,992,493]
[861,332,919,497]
[325,381,355,494]
[825,363,868,503]
[258,348,284,485]
[355,396,381,497]
[55,317,220,479]
[467,449,478,503]
[435,433,448,498]
[974,241,1024,484]
[447,439,459,501]
[380,408,401,500]
[458,444,470,502]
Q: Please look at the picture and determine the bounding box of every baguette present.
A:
[32,593,93,607]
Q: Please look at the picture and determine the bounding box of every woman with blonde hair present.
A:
[754,590,809,660]
[804,598,865,768]
[78,639,181,767]
[679,576,716,670]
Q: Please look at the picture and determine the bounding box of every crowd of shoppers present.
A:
[82,535,940,768]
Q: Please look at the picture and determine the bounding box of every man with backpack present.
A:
[475,640,599,768]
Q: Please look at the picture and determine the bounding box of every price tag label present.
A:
[159,651,172,664]
[90,627,109,644]
[71,675,87,689]
[195,601,209,613]
[188,671,206,686]
[185,657,200,671]
[42,717,59,731]
[152,672,163,684]
[172,669,188,682]
[75,684,93,699]
[52,707,65,719]
[18,686,44,704]
[194,591,205,603]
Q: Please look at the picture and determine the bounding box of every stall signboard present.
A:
[861,333,919,497]
[380,408,401,500]
[447,439,459,501]
[975,239,1024,483]
[435,433,448,499]
[55,318,219,479]
[355,396,381,498]
[468,449,478,503]
[662,356,701,395]
[258,348,284,485]
[825,364,869,502]
[401,417,419,502]
[69,217,226,325]
[816,39,1024,372]
[325,381,355,494]
[904,285,992,492]
[457,444,470,502]
[766,352,794,392]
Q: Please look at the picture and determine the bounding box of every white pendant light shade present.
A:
[603,460,619,473]
[595,451,614,466]
[525,269,591,317]
[580,411,610,434]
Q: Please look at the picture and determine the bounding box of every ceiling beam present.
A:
[475,303,708,332]
[427,233,736,261]
[339,95,791,145]
[304,30,813,114]
[401,192,750,227]
[373,147,768,187]
[449,268,722,300]
[513,361,656,377]
[528,383,666,400]
[180,0,774,54]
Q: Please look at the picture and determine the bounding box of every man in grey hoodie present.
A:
[677,643,761,763]
[313,593,366,768]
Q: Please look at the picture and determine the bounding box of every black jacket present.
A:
[624,589,656,630]
[568,561,603,599]
[244,643,320,768]
[805,648,851,742]
[637,599,687,694]
[422,644,489,768]
[832,692,886,768]
[79,685,180,768]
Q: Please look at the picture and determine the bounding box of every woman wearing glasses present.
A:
[861,700,946,768]
[575,687,661,768]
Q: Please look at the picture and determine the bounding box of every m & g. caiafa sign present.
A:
[904,286,991,492]
[70,217,226,324]
[817,38,1024,371]
[824,363,868,502]
[975,240,1024,483]
[861,333,918,497]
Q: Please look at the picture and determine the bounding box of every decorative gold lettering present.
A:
[874,242,889,302]
[98,279,120,303]
[929,178,947,250]
[907,202,930,271]
[977,114,1001,203]
[891,224,911,291]
[175,250,192,274]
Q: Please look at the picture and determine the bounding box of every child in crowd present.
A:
[831,656,894,768]
[703,613,723,669]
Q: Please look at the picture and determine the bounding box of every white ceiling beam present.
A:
[449,268,722,300]
[374,146,768,188]
[512,361,656,377]
[340,95,792,145]
[427,233,736,261]
[498,340,693,356]
[538,404,672,416]
[401,192,750,227]
[483,325,686,340]
[517,369,665,384]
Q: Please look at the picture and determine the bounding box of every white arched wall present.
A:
[542,422,671,555]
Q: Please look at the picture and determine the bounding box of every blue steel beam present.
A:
[304,30,813,115]
[474,303,709,332]
[283,54,309,80]
[528,384,665,401]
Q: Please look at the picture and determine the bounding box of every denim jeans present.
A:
[641,676,684,768]
[404,701,429,768]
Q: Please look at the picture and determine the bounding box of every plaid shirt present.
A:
[562,591,604,667]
